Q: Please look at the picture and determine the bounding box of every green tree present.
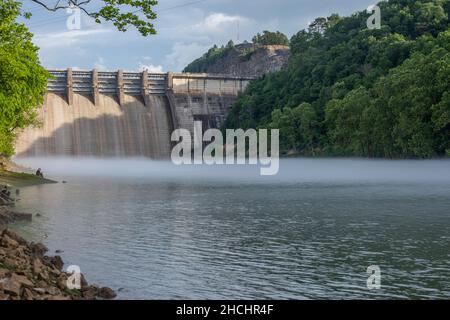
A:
[269,103,319,154]
[308,17,328,35]
[325,87,372,156]
[252,31,290,46]
[291,103,320,153]
[370,48,450,158]
[290,30,311,55]
[0,0,49,157]
[269,108,296,152]
[414,1,448,36]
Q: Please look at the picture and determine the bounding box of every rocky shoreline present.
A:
[0,206,116,300]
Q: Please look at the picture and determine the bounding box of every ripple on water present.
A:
[11,159,450,299]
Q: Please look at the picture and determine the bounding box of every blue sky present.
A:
[21,0,376,72]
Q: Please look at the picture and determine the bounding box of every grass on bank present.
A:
[0,168,57,188]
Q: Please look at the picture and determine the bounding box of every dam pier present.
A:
[15,69,254,158]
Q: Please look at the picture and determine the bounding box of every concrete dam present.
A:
[15,69,254,158]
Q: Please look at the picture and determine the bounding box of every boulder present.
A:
[49,266,61,277]
[33,288,46,295]
[32,258,44,275]
[2,277,22,296]
[48,295,71,301]
[0,292,10,300]
[22,288,37,300]
[3,257,18,269]
[98,287,117,299]
[1,234,19,249]
[38,270,50,282]
[31,242,48,256]
[80,273,89,288]
[43,255,64,271]
[0,268,10,279]
[57,276,68,290]
[3,229,28,246]
[11,273,34,287]
[45,286,61,296]
[81,286,98,300]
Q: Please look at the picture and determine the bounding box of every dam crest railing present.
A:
[47,69,256,105]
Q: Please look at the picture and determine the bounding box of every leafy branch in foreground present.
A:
[28,0,158,36]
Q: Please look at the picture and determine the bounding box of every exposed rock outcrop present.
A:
[190,43,291,77]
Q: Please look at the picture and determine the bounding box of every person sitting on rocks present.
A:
[36,168,44,178]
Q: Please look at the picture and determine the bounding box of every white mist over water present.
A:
[13,157,450,184]
[11,157,450,299]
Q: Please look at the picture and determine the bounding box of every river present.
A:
[11,158,450,299]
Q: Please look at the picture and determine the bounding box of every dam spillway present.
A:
[15,69,254,158]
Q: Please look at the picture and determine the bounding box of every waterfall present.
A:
[15,93,173,159]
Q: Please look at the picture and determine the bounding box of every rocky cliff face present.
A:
[196,43,290,77]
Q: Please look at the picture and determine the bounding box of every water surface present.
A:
[12,158,450,299]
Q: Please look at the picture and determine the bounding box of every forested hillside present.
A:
[224,0,450,158]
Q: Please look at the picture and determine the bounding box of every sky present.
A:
[20,0,377,72]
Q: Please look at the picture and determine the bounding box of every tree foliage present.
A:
[28,0,158,36]
[0,0,49,157]
[252,31,289,46]
[225,0,450,158]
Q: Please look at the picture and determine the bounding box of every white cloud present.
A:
[192,13,253,40]
[160,12,255,71]
[158,12,253,43]
[202,13,241,29]
[34,28,111,49]
[138,63,164,73]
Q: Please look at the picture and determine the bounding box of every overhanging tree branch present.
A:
[28,0,158,36]
[30,0,93,12]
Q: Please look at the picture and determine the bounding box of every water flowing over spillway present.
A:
[14,69,253,159]
[15,93,173,158]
